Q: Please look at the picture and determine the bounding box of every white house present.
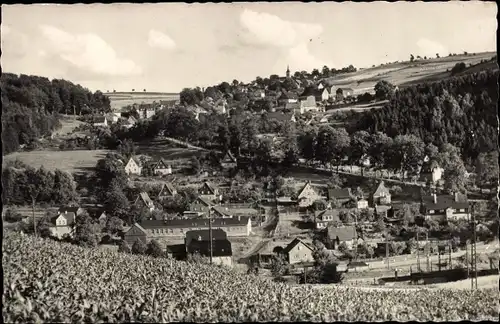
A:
[93,116,108,127]
[124,157,142,175]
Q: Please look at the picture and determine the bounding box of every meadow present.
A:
[3,231,498,322]
[3,150,110,173]
[105,92,180,111]
[326,52,495,94]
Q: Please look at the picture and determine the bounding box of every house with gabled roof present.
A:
[327,225,357,249]
[314,209,342,229]
[327,188,352,206]
[419,160,444,184]
[157,182,178,200]
[134,192,155,212]
[198,182,221,202]
[371,181,391,207]
[93,116,108,127]
[185,196,214,218]
[58,206,84,217]
[299,95,319,114]
[124,157,142,175]
[150,159,172,176]
[185,229,233,266]
[297,181,322,208]
[49,212,77,239]
[281,238,315,265]
[420,192,469,221]
[278,90,299,105]
[221,151,237,169]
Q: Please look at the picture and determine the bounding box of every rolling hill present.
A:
[105,92,180,111]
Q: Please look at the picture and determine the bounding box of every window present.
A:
[459,209,465,212]
[429,210,435,214]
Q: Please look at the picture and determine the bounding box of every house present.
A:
[214,99,228,114]
[123,116,138,129]
[198,182,222,202]
[221,151,237,169]
[106,112,120,124]
[159,99,179,109]
[420,193,469,221]
[327,188,352,206]
[357,198,369,209]
[278,91,299,105]
[296,181,322,208]
[187,196,214,218]
[299,95,318,114]
[58,206,85,217]
[124,216,252,247]
[212,206,233,218]
[371,181,391,206]
[266,111,297,123]
[134,192,155,212]
[138,103,156,119]
[150,159,172,176]
[186,232,233,266]
[97,210,107,227]
[327,225,357,249]
[157,183,178,200]
[314,209,341,229]
[374,205,391,219]
[320,88,330,102]
[419,161,444,184]
[339,88,354,98]
[124,157,142,175]
[185,228,228,246]
[317,81,327,90]
[281,238,315,265]
[93,116,108,127]
[49,212,77,239]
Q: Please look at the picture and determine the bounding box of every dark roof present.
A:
[348,261,369,268]
[328,188,352,200]
[187,239,232,257]
[94,116,107,123]
[58,206,81,214]
[193,196,214,207]
[278,91,299,100]
[374,205,391,215]
[166,244,186,254]
[138,216,250,229]
[152,159,170,170]
[212,206,232,217]
[315,209,341,222]
[158,183,177,197]
[185,229,228,246]
[222,151,237,163]
[282,238,314,254]
[199,182,218,194]
[420,160,441,174]
[421,194,469,211]
[136,192,154,207]
[285,102,300,110]
[267,112,295,122]
[327,225,357,241]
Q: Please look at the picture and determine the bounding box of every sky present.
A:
[1,2,497,93]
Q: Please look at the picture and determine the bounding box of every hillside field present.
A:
[105,92,179,111]
[3,231,498,322]
[325,52,496,95]
[3,150,109,173]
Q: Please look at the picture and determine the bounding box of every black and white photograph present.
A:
[1,2,498,322]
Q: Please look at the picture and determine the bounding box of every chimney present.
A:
[433,193,437,204]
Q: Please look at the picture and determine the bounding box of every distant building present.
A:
[299,95,318,114]
[49,213,76,239]
[327,188,352,206]
[356,198,369,209]
[124,157,142,175]
[281,238,315,265]
[93,116,108,127]
[157,183,178,200]
[185,229,233,266]
[149,159,172,176]
[266,111,297,123]
[221,151,237,169]
[278,91,299,105]
[314,209,341,229]
[420,193,469,221]
[419,161,444,184]
[371,181,391,206]
[327,225,357,249]
[296,181,322,208]
[198,182,221,202]
[134,192,155,212]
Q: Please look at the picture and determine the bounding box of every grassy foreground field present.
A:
[3,150,109,173]
[3,231,498,322]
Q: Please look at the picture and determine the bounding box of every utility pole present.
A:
[448,240,452,270]
[385,222,390,270]
[471,202,478,289]
[465,239,470,279]
[416,231,420,272]
[208,207,213,265]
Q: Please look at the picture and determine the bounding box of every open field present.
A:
[3,149,109,173]
[136,139,206,162]
[428,274,499,290]
[324,52,495,95]
[53,115,85,137]
[104,92,179,111]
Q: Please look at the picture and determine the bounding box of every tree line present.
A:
[1,73,111,154]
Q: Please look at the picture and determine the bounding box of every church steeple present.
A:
[286,65,290,78]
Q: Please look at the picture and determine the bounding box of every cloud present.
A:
[148,29,177,50]
[417,38,448,56]
[240,9,323,48]
[39,24,142,77]
[240,9,331,73]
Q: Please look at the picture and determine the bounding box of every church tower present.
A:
[286,65,291,78]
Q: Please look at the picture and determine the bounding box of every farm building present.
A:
[149,159,172,176]
[185,229,233,266]
[124,157,142,175]
[157,182,178,200]
[49,212,76,239]
[420,193,469,221]
[296,181,322,208]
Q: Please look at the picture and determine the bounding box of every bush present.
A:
[146,239,165,258]
[3,209,23,223]
[131,239,147,255]
[118,240,131,253]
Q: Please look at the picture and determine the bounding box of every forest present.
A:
[1,73,111,154]
[356,69,498,165]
